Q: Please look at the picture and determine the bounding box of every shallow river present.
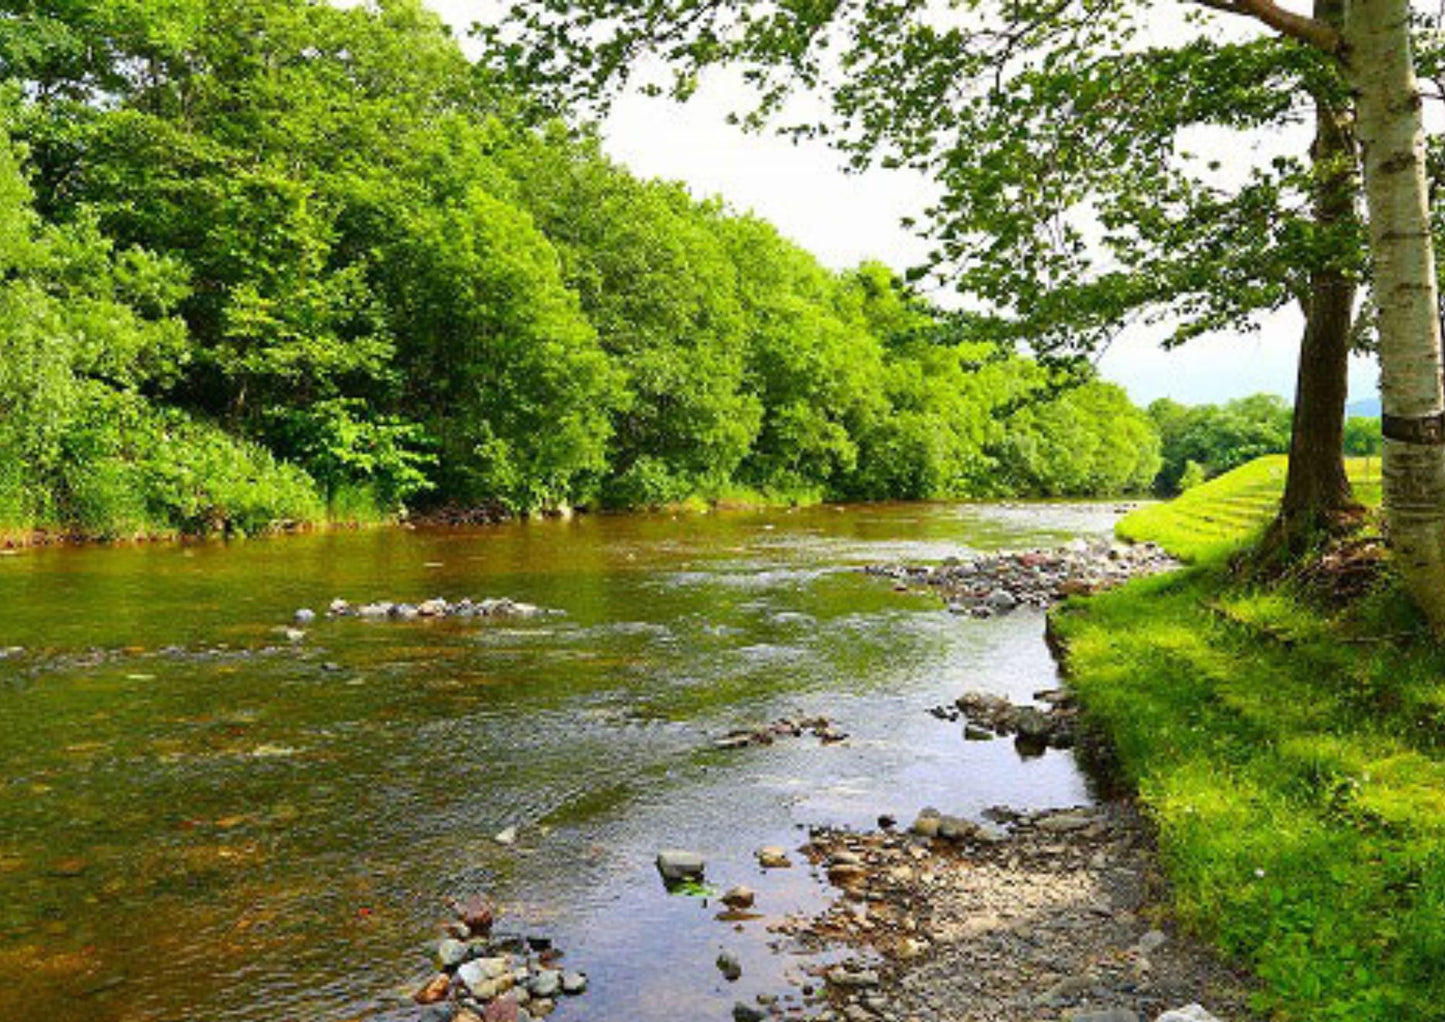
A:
[0,502,1122,1022]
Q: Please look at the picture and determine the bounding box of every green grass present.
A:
[1117,455,1383,562]
[1056,454,1445,1021]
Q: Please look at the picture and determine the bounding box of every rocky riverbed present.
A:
[760,803,1256,1022]
[866,539,1176,616]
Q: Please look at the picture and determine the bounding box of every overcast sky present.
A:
[430,0,1382,409]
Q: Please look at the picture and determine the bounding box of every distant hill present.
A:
[1347,397,1381,418]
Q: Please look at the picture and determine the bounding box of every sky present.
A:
[428,0,1382,408]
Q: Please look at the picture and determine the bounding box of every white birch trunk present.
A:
[1346,0,1445,628]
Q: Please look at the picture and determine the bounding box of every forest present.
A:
[0,0,1178,543]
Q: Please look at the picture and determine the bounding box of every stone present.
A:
[721,885,756,909]
[1036,810,1094,834]
[733,1003,766,1022]
[1136,929,1168,955]
[457,956,511,994]
[293,608,316,625]
[560,971,587,995]
[717,950,743,981]
[757,846,792,868]
[529,969,561,999]
[1065,1011,1138,1022]
[910,811,941,838]
[1156,1007,1222,1022]
[450,895,495,936]
[437,937,472,969]
[528,999,554,1018]
[1014,706,1053,741]
[963,725,994,741]
[827,966,880,989]
[494,826,518,846]
[656,849,706,883]
[484,995,521,1022]
[986,588,1019,610]
[413,973,451,1004]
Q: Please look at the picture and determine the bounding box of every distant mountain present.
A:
[1347,397,1381,418]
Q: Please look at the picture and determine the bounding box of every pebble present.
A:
[733,1002,767,1022]
[494,826,518,846]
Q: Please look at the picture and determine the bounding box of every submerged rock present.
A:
[716,950,742,981]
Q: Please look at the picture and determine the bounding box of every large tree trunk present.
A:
[1345,0,1445,628]
[1273,12,1359,552]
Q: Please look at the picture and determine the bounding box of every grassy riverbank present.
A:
[1053,456,1445,1021]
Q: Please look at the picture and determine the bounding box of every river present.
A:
[0,501,1122,1022]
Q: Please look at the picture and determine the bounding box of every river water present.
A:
[0,502,1121,1022]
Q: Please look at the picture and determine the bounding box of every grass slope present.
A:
[1054,456,1445,1022]
[1117,455,1382,562]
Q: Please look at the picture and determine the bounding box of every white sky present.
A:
[431,0,1383,408]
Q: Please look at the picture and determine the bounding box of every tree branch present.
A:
[1188,0,1342,53]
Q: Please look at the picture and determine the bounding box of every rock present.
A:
[1036,810,1094,834]
[1136,929,1168,955]
[1014,706,1053,741]
[757,846,792,868]
[283,627,306,643]
[293,608,316,625]
[910,810,942,838]
[450,895,495,937]
[484,995,521,1022]
[963,725,994,741]
[936,815,977,842]
[529,970,561,999]
[527,998,553,1018]
[560,971,587,995]
[721,885,756,909]
[1156,1007,1222,1022]
[733,1002,766,1022]
[494,826,518,846]
[437,937,472,969]
[655,849,706,883]
[457,957,512,996]
[717,950,742,981]
[413,972,451,1004]
[1066,1011,1139,1022]
[328,598,350,615]
[827,966,880,989]
[986,588,1019,610]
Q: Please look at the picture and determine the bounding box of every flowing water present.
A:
[0,502,1123,1022]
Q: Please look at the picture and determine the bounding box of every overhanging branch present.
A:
[1188,0,1343,53]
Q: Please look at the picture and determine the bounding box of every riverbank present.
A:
[1051,457,1445,1021]
[786,803,1256,1022]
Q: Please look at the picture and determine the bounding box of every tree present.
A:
[484,0,1445,626]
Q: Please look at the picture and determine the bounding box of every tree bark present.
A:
[1272,2,1359,552]
[1345,0,1445,629]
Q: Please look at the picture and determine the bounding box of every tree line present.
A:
[0,0,1171,540]
[484,0,1445,627]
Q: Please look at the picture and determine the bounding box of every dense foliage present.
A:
[1145,393,1382,495]
[0,0,1164,540]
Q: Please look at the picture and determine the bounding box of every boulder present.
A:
[655,849,706,883]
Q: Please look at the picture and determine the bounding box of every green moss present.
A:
[1057,455,1445,1020]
